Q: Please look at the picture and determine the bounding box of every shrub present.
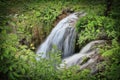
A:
[76,14,117,46]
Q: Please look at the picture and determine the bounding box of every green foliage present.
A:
[0,41,91,80]
[0,0,120,80]
[1,0,106,48]
[0,31,93,80]
[6,1,66,47]
[99,40,120,80]
[76,3,120,79]
[76,14,117,45]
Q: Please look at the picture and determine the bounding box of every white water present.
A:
[60,40,105,69]
[36,12,86,59]
[36,12,105,72]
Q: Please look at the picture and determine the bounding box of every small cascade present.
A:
[60,40,105,71]
[36,12,86,59]
[36,12,105,73]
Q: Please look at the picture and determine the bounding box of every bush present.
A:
[76,14,120,80]
[0,0,120,80]
[76,14,117,45]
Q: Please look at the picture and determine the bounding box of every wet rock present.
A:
[59,40,106,73]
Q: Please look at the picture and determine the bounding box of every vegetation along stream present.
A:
[0,0,120,80]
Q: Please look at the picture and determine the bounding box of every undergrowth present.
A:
[0,0,120,80]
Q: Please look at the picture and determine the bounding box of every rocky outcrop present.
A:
[59,40,106,74]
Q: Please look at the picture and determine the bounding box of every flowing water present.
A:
[60,40,105,69]
[36,12,105,72]
[36,12,85,59]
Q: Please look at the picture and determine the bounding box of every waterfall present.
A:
[36,12,105,73]
[36,12,85,59]
[59,40,105,70]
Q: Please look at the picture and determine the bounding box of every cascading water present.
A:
[60,40,105,68]
[59,40,106,73]
[36,12,105,73]
[36,12,86,59]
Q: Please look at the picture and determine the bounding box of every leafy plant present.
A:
[76,14,117,45]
